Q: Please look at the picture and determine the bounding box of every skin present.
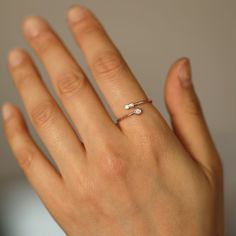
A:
[2,5,224,236]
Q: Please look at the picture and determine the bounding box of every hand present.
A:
[3,5,224,236]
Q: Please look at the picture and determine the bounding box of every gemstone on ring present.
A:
[134,108,142,115]
[124,103,135,110]
[117,99,152,123]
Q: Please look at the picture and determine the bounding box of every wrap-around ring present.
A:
[116,99,152,124]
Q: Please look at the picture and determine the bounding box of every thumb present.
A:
[164,58,222,175]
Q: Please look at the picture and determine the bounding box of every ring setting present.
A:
[116,99,152,124]
[124,103,135,110]
[134,108,142,115]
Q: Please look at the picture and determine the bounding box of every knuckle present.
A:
[92,51,125,80]
[74,175,97,204]
[74,15,103,38]
[32,31,57,55]
[57,71,87,97]
[17,148,34,170]
[79,23,102,37]
[79,182,96,203]
[5,121,24,141]
[98,144,128,178]
[30,100,56,128]
[15,71,35,91]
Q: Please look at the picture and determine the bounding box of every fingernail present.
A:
[2,103,14,120]
[178,58,192,87]
[8,48,25,68]
[68,5,88,23]
[23,16,47,38]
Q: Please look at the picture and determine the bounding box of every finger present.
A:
[164,58,222,173]
[2,103,66,214]
[22,16,117,143]
[67,6,156,128]
[8,48,86,174]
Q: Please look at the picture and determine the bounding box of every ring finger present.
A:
[8,49,85,174]
[22,16,118,144]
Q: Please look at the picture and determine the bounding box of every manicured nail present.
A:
[68,5,88,23]
[2,103,14,120]
[178,58,192,87]
[8,48,25,68]
[23,16,47,37]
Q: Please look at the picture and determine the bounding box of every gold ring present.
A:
[116,99,152,124]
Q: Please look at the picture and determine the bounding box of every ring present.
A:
[116,99,152,124]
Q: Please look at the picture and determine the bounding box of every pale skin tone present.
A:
[2,5,224,236]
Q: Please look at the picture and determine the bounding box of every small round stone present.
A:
[124,104,130,110]
[134,108,142,115]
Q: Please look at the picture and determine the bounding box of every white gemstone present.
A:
[124,103,134,110]
[134,108,142,115]
[129,103,135,108]
[124,104,130,110]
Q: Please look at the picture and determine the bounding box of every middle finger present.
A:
[22,16,118,144]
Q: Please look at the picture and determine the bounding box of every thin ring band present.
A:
[116,99,152,123]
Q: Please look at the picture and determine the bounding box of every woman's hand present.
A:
[3,5,224,236]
